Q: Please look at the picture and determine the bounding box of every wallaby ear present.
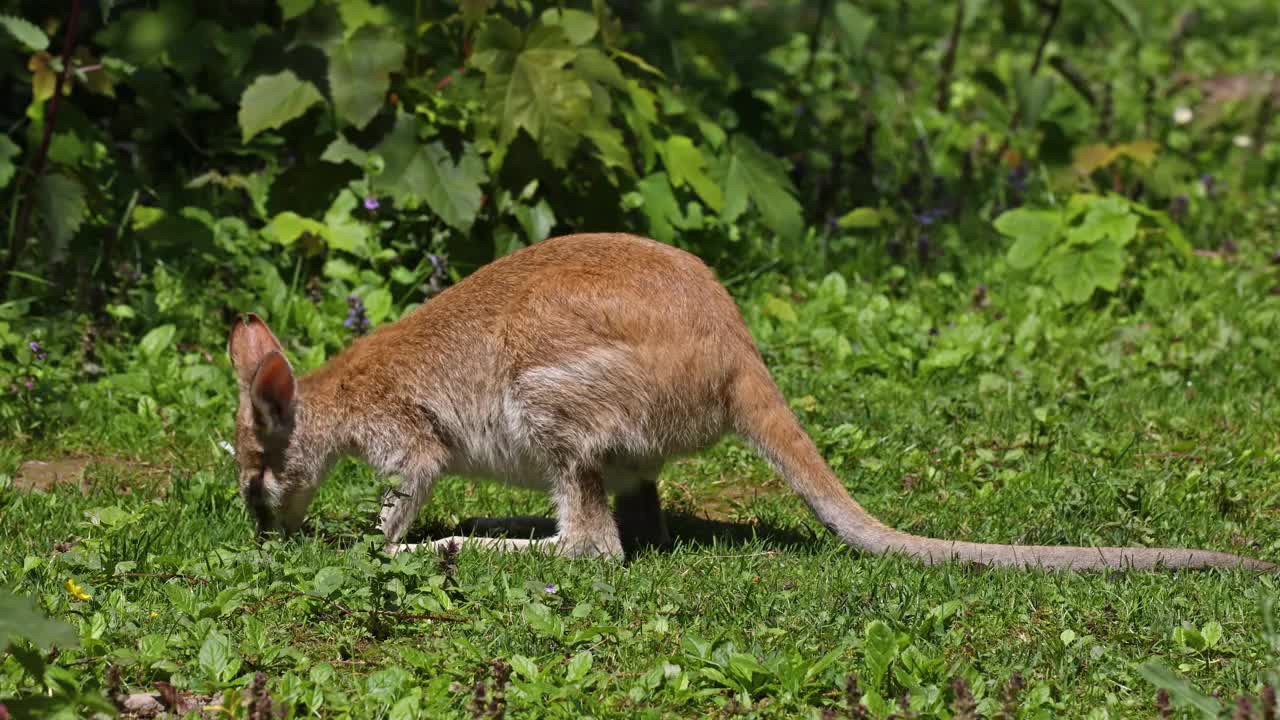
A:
[229,313,284,386]
[250,351,296,433]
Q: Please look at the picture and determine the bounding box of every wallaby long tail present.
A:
[731,367,1275,572]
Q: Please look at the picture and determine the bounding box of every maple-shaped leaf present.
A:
[719,135,802,240]
[237,70,323,142]
[327,23,404,130]
[471,18,592,168]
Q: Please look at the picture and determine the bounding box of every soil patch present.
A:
[14,455,168,494]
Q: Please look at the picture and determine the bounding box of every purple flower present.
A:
[363,196,380,211]
[915,208,948,226]
[23,378,34,390]
[1007,165,1029,194]
[544,583,557,594]
[345,295,370,335]
[28,340,46,361]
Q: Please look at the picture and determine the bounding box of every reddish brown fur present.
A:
[226,233,1275,571]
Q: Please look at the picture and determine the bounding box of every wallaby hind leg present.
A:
[613,470,670,556]
[549,464,625,560]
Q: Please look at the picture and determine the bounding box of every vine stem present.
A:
[3,0,84,299]
[936,0,965,112]
[993,0,1064,161]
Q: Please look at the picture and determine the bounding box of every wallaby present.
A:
[227,232,1274,572]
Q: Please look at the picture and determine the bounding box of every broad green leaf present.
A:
[472,19,592,167]
[833,2,875,56]
[139,324,176,358]
[1200,621,1222,648]
[1017,72,1055,128]
[574,47,626,89]
[0,136,21,189]
[198,629,236,682]
[238,70,324,142]
[540,8,598,45]
[764,296,798,324]
[720,135,803,240]
[819,272,848,302]
[523,602,565,638]
[513,199,555,243]
[921,346,972,371]
[635,172,685,243]
[460,0,494,25]
[86,505,132,526]
[510,654,539,680]
[662,135,723,212]
[0,590,78,651]
[328,24,405,130]
[994,208,1062,270]
[1046,238,1125,304]
[1068,195,1138,246]
[0,14,47,51]
[388,693,420,720]
[1131,200,1191,259]
[863,620,897,686]
[312,566,346,596]
[363,288,392,324]
[263,212,326,246]
[400,142,487,232]
[320,135,369,167]
[585,124,631,173]
[279,0,315,20]
[322,190,370,256]
[323,258,359,281]
[370,111,420,193]
[1137,660,1221,718]
[29,51,55,102]
[838,207,883,229]
[35,172,88,260]
[337,0,392,36]
[565,650,593,684]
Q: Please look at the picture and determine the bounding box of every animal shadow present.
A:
[403,510,814,559]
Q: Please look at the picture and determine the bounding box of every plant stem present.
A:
[1028,0,1063,76]
[3,0,84,300]
[936,0,965,112]
[994,0,1064,160]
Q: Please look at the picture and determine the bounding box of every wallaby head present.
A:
[227,312,315,536]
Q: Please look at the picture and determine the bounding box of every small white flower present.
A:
[1173,106,1193,125]
[1233,134,1253,148]
[218,440,236,457]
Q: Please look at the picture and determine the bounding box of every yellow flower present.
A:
[65,577,89,601]
[149,611,159,618]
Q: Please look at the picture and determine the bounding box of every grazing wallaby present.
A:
[227,232,1274,572]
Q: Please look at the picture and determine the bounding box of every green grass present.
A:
[3,305,1279,718]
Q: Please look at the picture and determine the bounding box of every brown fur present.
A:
[227,233,1275,571]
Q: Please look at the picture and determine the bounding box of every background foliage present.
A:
[2,0,1280,717]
